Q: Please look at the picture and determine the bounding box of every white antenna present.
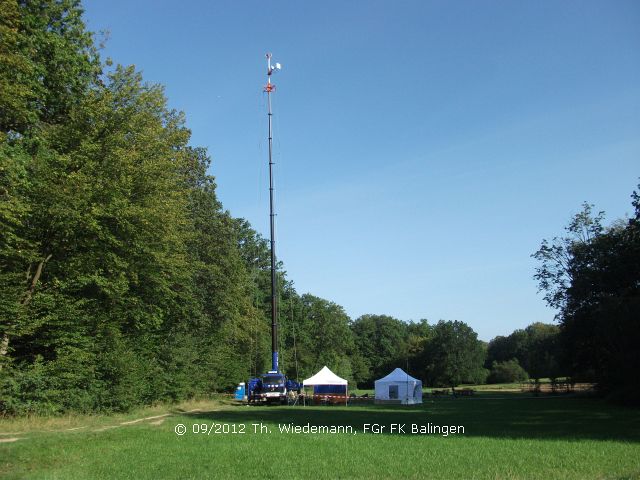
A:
[266,53,282,77]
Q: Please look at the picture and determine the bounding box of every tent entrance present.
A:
[389,385,399,399]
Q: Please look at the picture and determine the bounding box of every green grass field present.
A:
[2,393,639,479]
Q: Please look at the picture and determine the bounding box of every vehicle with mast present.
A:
[246,53,301,405]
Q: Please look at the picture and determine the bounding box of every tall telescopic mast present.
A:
[264,53,281,373]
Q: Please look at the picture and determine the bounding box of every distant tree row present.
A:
[346,315,560,389]
[485,322,561,382]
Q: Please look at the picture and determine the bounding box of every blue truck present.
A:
[247,371,302,405]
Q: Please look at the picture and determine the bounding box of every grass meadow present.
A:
[1,392,639,479]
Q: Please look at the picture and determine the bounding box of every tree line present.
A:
[1,1,637,414]
[1,0,266,413]
[533,197,640,403]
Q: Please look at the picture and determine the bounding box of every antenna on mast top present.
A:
[264,53,281,92]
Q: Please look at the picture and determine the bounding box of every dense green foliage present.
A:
[416,320,488,387]
[0,1,265,413]
[486,322,561,380]
[533,194,640,402]
[0,0,100,134]
[350,314,410,386]
[487,359,529,384]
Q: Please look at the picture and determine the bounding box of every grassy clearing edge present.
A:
[0,396,230,435]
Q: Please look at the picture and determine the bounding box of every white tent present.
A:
[303,366,348,406]
[303,366,348,386]
[374,368,422,405]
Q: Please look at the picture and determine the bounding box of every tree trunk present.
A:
[0,254,52,365]
[21,254,52,307]
[0,334,8,358]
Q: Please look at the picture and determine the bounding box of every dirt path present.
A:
[0,407,223,441]
[0,437,22,443]
[88,408,217,432]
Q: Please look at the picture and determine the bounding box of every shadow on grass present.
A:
[185,393,640,442]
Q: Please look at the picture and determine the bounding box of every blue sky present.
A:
[83,0,640,340]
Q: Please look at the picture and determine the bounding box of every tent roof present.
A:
[303,366,348,386]
[374,368,420,384]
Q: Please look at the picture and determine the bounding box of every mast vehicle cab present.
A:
[247,371,302,405]
[248,371,286,405]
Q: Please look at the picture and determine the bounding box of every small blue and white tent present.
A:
[374,368,422,405]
